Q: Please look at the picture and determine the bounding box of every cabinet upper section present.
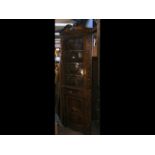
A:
[60,25,92,89]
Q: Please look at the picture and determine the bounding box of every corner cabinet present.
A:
[60,26,92,134]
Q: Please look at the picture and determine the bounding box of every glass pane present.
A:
[64,63,83,75]
[64,51,83,62]
[64,38,83,50]
[64,75,84,87]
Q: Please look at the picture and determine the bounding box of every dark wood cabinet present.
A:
[60,26,92,134]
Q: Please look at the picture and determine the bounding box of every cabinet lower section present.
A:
[61,87,91,134]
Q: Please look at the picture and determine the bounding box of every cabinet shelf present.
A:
[64,74,83,77]
[62,85,82,90]
[69,50,85,51]
[63,62,83,64]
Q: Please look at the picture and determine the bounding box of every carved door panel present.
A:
[65,95,84,131]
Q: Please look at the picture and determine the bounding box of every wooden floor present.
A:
[55,122,99,135]
[56,125,83,135]
[55,114,99,135]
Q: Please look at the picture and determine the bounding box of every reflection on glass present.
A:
[80,69,84,76]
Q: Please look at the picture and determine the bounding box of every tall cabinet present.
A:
[60,25,92,134]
